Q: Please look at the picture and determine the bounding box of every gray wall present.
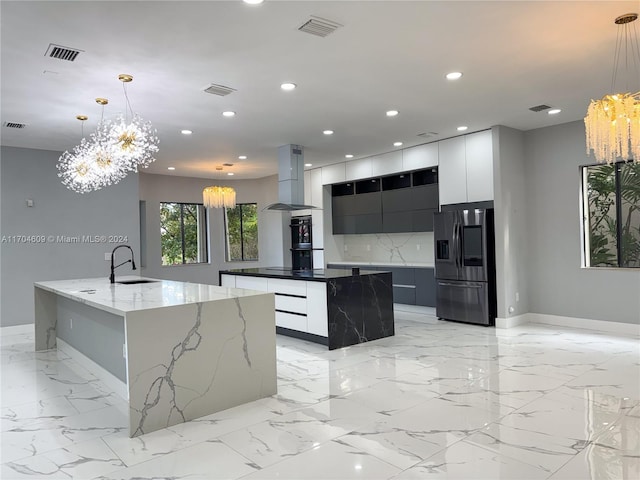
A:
[138,172,287,284]
[524,121,640,325]
[0,146,141,327]
[493,125,530,319]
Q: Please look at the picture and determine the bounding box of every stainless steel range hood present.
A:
[265,144,317,211]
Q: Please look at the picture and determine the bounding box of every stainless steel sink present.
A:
[116,279,159,285]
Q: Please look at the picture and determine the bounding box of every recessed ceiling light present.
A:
[345,154,354,159]
[281,82,296,91]
[167,167,176,171]
[386,110,399,117]
[304,163,312,167]
[238,155,247,160]
[180,129,192,135]
[457,126,468,131]
[323,130,334,135]
[222,111,236,117]
[548,109,561,115]
[393,142,403,147]
[446,72,463,80]
[243,0,263,4]
[227,172,234,176]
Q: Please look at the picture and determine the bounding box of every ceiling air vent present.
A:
[3,122,27,129]
[417,132,438,138]
[44,43,82,62]
[298,16,343,37]
[204,84,236,96]
[529,104,551,112]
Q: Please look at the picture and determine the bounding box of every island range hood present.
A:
[265,144,318,211]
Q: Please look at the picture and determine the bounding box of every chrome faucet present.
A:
[110,244,137,284]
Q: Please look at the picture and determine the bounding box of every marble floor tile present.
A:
[335,397,505,470]
[239,438,401,479]
[464,422,588,475]
[391,439,551,479]
[497,392,627,442]
[1,438,125,479]
[96,440,260,479]
[547,442,640,480]
[1,316,638,480]
[218,406,357,468]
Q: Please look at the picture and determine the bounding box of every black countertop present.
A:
[220,267,387,282]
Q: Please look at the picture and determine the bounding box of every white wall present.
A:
[0,146,141,327]
[524,121,640,325]
[138,172,287,284]
[493,125,529,319]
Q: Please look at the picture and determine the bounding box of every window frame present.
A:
[580,161,639,269]
[224,202,259,262]
[159,201,209,266]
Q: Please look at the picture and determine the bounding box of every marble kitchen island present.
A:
[220,268,394,350]
[34,277,276,437]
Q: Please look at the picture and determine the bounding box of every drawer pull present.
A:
[274,292,306,299]
[275,309,307,317]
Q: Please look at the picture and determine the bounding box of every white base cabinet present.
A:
[220,274,328,338]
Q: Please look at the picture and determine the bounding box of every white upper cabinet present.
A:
[303,170,312,206]
[321,163,346,185]
[438,136,467,205]
[465,130,494,203]
[371,151,403,176]
[438,131,494,205]
[402,143,438,171]
[345,158,373,181]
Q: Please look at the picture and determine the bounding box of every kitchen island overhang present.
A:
[219,268,395,350]
[34,277,277,437]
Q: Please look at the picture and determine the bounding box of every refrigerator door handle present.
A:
[453,215,459,270]
[438,281,482,288]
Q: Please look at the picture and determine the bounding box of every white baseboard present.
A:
[527,313,640,337]
[57,338,128,401]
[495,314,529,329]
[0,323,33,336]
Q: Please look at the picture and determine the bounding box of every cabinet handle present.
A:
[438,282,482,288]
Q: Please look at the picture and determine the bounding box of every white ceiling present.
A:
[1,0,639,179]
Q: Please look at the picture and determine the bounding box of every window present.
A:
[582,162,640,268]
[225,203,258,261]
[160,202,208,266]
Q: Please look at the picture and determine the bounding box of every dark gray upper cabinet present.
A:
[332,168,438,235]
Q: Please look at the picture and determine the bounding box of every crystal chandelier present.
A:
[57,113,127,193]
[585,13,640,164]
[105,74,159,171]
[203,186,237,208]
[203,167,237,208]
[57,74,159,193]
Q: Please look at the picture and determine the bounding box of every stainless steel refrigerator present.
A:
[434,208,496,326]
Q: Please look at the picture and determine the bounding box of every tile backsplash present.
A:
[340,232,434,265]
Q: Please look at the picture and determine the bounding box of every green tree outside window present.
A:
[225,203,258,261]
[160,202,208,266]
[584,162,640,268]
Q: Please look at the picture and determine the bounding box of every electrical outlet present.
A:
[104,253,111,261]
[416,244,421,251]
[70,318,73,329]
[366,244,371,251]
[344,244,348,252]
[515,292,520,302]
[122,344,127,358]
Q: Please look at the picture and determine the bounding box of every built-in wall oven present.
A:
[291,216,313,270]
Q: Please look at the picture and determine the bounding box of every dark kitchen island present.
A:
[220,268,394,350]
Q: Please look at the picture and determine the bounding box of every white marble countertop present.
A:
[34,276,269,316]
[327,261,435,268]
